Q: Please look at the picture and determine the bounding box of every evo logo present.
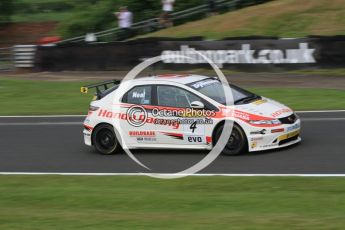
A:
[187,136,204,143]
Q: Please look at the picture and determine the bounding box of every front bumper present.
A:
[248,119,301,152]
[83,129,92,146]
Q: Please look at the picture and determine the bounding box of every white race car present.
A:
[82,74,301,155]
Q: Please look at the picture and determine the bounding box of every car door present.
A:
[155,85,209,146]
[120,85,158,147]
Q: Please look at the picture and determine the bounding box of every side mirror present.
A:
[191,101,204,109]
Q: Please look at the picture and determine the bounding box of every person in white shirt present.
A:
[160,0,175,27]
[114,6,133,40]
[162,0,175,12]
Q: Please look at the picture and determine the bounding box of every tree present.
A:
[0,0,14,24]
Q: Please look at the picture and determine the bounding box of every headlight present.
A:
[294,112,299,119]
[249,119,281,125]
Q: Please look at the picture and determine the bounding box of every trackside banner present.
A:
[161,43,316,66]
[35,36,345,71]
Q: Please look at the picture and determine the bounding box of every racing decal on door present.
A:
[189,121,197,133]
[160,132,184,140]
[129,131,157,143]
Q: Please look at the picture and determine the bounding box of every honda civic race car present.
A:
[82,74,301,155]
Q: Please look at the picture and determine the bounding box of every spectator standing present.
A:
[207,0,217,16]
[114,6,133,40]
[160,0,175,27]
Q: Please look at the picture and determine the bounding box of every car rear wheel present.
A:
[214,124,247,155]
[92,124,119,155]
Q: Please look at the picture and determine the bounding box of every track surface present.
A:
[0,112,344,174]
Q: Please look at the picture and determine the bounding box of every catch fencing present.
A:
[13,45,37,68]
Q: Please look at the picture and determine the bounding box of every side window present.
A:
[157,86,201,108]
[126,86,152,105]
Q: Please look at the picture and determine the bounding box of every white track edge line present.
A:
[0,122,82,126]
[0,172,345,177]
[303,118,345,121]
[296,110,345,113]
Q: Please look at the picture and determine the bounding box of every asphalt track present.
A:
[0,111,344,174]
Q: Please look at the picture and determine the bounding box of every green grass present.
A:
[251,88,345,111]
[144,0,345,39]
[0,78,93,115]
[0,78,344,115]
[0,175,345,229]
[288,68,345,76]
[180,68,345,77]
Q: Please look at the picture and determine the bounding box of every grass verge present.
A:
[0,78,344,115]
[0,175,345,229]
[288,68,345,76]
[251,88,345,111]
[143,0,345,39]
[0,78,93,115]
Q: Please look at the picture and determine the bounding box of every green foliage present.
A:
[58,1,116,38]
[57,0,202,38]
[9,0,99,23]
[0,0,14,24]
[13,0,74,14]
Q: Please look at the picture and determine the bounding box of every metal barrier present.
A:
[13,45,37,68]
[0,47,15,71]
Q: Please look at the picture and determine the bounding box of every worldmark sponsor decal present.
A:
[129,131,155,137]
[129,131,157,143]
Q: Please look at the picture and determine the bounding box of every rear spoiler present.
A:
[81,80,121,96]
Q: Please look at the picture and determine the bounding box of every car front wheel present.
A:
[214,124,247,155]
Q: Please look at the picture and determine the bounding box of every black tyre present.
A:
[214,124,248,155]
[92,124,119,155]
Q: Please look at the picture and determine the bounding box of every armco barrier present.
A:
[34,36,345,72]
[14,45,37,68]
